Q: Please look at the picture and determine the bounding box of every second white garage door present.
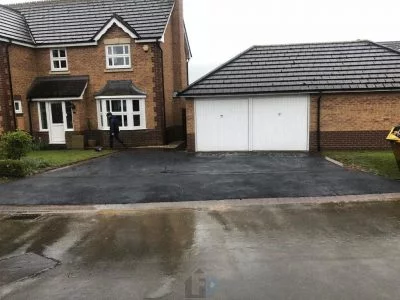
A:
[195,95,309,151]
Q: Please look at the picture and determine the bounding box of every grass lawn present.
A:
[323,150,400,180]
[23,149,114,170]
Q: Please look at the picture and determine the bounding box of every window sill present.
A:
[104,68,133,73]
[49,70,71,75]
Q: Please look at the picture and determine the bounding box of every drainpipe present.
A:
[157,42,167,143]
[6,42,16,131]
[317,92,322,152]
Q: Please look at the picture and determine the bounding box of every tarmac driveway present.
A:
[0,151,399,205]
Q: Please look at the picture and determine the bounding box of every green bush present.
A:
[22,157,51,170]
[0,131,33,160]
[0,160,31,177]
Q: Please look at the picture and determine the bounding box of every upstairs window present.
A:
[51,49,68,71]
[106,45,131,69]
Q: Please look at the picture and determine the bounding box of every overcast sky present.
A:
[2,0,400,82]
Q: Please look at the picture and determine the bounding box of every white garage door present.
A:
[252,96,309,151]
[195,98,249,151]
[195,95,309,151]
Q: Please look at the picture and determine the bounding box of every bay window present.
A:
[97,98,146,130]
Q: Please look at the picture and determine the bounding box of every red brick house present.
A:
[0,0,191,147]
[178,41,400,152]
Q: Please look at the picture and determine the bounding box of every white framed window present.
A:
[97,98,146,130]
[50,48,68,71]
[14,100,22,114]
[37,102,48,131]
[106,45,131,69]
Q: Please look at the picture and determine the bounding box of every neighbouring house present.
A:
[0,0,191,148]
[178,40,400,152]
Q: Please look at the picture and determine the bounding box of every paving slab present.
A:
[0,151,399,205]
[0,253,58,286]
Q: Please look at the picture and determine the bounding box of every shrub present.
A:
[22,157,51,170]
[0,131,33,160]
[0,160,31,177]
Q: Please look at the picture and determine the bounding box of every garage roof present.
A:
[6,0,174,44]
[179,40,400,97]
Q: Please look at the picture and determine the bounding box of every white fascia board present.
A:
[31,97,84,102]
[182,88,400,99]
[80,82,89,98]
[95,95,146,99]
[11,40,35,48]
[159,1,175,44]
[36,42,98,48]
[94,18,138,41]
[135,39,158,44]
[0,37,10,43]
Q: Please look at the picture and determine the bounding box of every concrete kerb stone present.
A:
[0,193,400,215]
[325,156,345,167]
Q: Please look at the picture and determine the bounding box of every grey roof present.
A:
[179,40,400,97]
[28,76,89,99]
[379,41,400,51]
[95,80,147,97]
[8,0,174,44]
[0,6,33,43]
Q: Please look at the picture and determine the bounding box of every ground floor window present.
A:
[96,98,146,130]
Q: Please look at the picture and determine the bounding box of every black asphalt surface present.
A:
[0,151,399,205]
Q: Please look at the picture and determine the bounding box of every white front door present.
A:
[48,102,66,144]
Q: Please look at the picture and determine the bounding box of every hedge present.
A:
[0,160,31,178]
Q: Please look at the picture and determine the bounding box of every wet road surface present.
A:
[0,151,399,204]
[1,201,400,299]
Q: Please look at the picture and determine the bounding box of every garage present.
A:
[195,95,309,151]
[180,41,400,152]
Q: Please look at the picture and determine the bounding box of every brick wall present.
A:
[310,92,400,150]
[162,0,189,141]
[186,99,195,151]
[0,42,15,133]
[8,44,37,132]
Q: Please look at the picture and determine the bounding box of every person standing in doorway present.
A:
[107,112,126,149]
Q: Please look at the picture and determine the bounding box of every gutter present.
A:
[5,42,16,131]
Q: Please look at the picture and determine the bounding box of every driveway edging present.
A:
[1,193,399,214]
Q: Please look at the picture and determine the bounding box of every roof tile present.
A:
[180,41,400,97]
